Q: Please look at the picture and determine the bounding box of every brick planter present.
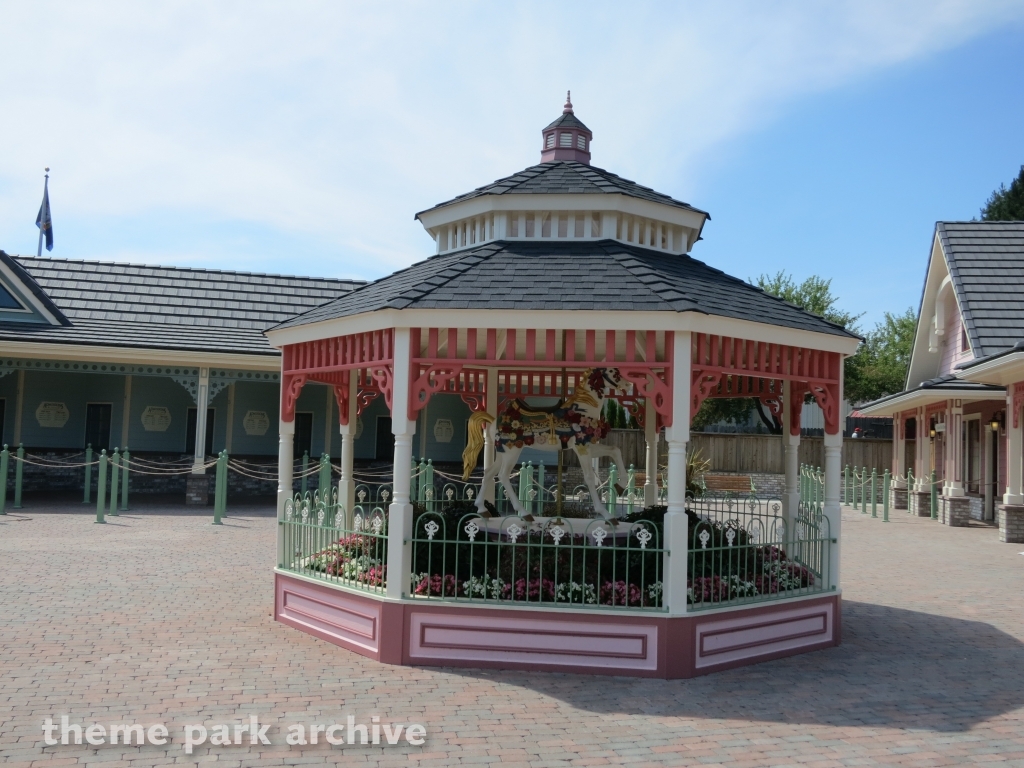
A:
[997,504,1024,543]
[938,496,972,527]
[909,491,932,517]
[892,486,908,510]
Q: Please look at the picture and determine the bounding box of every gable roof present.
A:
[936,221,1024,358]
[0,251,71,325]
[0,254,361,357]
[544,112,590,132]
[415,161,709,219]
[270,239,858,341]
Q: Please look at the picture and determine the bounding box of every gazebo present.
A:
[265,96,859,678]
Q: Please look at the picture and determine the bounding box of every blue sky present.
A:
[1,2,1022,330]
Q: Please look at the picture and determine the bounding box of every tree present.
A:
[981,166,1024,221]
[754,271,862,331]
[843,308,916,404]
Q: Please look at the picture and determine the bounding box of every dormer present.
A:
[0,251,71,326]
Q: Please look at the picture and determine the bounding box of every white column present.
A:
[824,430,843,591]
[387,328,415,600]
[224,383,235,453]
[277,418,295,517]
[1004,392,1023,505]
[781,380,800,532]
[983,423,994,519]
[643,397,658,507]
[915,406,927,491]
[13,369,24,445]
[323,386,334,458]
[664,331,691,616]
[120,374,133,448]
[339,373,357,524]
[893,415,907,488]
[483,368,498,503]
[946,400,964,496]
[191,368,210,474]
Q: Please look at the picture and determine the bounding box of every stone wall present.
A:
[938,495,972,527]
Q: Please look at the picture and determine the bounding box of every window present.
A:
[85,403,113,452]
[292,412,312,460]
[0,284,23,310]
[577,135,587,150]
[186,407,216,456]
[961,324,969,352]
[559,132,572,147]
[545,133,555,149]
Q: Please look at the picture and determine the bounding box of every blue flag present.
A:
[36,177,53,253]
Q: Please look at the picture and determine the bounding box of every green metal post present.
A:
[861,467,868,514]
[0,445,7,515]
[13,444,24,509]
[120,447,130,511]
[318,453,331,502]
[213,451,226,525]
[608,462,618,519]
[83,444,93,503]
[930,470,938,520]
[883,469,890,522]
[96,450,107,523]
[426,459,435,512]
[537,461,546,516]
[410,456,419,504]
[843,465,850,505]
[871,468,877,517]
[300,450,309,497]
[418,458,427,503]
[626,463,636,515]
[109,449,120,517]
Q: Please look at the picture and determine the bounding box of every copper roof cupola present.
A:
[541,92,592,164]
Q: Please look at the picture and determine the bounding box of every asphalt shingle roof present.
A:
[936,222,1024,359]
[544,112,590,132]
[0,255,361,356]
[272,240,857,340]
[416,161,709,219]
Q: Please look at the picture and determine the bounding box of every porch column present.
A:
[643,396,658,507]
[893,414,907,488]
[915,405,927,492]
[823,430,843,591]
[781,380,800,531]
[387,328,415,600]
[483,368,498,504]
[1004,391,1023,506]
[277,418,295,516]
[946,400,964,496]
[338,372,358,524]
[191,367,210,474]
[664,331,691,616]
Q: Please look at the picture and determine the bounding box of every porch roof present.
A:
[269,239,860,341]
[857,374,1005,417]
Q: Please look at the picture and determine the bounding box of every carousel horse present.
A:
[462,367,629,522]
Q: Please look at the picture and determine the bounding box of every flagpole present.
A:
[36,168,49,258]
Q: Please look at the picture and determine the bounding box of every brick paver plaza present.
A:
[2,500,1023,767]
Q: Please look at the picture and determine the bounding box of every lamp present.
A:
[929,427,936,438]
[991,418,1000,431]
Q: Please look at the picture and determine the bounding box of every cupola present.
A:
[541,92,592,164]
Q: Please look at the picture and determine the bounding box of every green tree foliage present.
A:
[981,166,1024,221]
[602,399,637,429]
[754,271,863,331]
[843,308,917,404]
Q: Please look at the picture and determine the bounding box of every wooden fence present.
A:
[604,430,891,475]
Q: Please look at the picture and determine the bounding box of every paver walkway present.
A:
[1,501,1023,767]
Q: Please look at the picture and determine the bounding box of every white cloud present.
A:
[0,0,1021,277]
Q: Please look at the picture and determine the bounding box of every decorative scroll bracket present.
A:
[618,366,672,429]
[408,364,465,421]
[281,373,308,423]
[808,381,840,435]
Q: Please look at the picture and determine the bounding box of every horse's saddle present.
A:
[512,398,567,417]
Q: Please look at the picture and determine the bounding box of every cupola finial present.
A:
[563,91,573,114]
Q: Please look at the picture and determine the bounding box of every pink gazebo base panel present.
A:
[274,573,840,680]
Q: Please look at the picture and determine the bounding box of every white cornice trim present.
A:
[0,341,280,370]
[857,387,1005,417]
[956,352,1024,386]
[265,308,860,356]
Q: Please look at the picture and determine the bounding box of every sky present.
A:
[1,1,1023,329]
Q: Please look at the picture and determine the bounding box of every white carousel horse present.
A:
[462,367,629,522]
